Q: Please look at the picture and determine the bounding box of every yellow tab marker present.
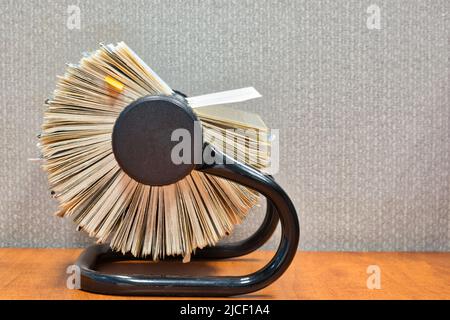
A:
[104,75,124,93]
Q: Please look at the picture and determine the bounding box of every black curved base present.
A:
[75,149,299,297]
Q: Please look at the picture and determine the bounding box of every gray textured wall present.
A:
[0,0,448,251]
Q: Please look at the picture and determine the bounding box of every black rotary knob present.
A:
[112,95,201,186]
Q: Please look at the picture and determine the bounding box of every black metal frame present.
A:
[75,148,299,296]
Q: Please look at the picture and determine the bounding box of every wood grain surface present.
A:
[0,249,448,299]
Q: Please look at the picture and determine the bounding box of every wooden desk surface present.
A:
[0,249,448,299]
